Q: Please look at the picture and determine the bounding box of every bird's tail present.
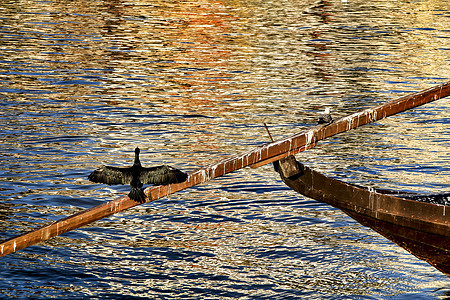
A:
[128,187,147,204]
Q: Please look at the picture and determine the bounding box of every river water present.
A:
[0,0,449,298]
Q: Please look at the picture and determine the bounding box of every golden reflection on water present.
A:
[0,0,449,298]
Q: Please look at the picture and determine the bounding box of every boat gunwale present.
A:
[275,158,449,237]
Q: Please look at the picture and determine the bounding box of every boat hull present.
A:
[275,156,450,275]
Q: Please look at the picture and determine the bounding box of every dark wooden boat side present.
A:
[275,156,450,275]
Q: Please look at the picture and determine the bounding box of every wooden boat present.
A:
[275,156,450,275]
[1,82,449,265]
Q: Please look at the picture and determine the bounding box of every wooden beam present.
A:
[1,81,449,257]
[249,142,317,168]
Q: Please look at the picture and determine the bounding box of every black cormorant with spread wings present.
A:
[88,147,188,203]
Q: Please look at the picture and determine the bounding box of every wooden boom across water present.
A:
[1,82,449,257]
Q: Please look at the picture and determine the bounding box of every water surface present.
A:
[0,0,449,298]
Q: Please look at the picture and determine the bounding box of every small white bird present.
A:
[318,107,333,124]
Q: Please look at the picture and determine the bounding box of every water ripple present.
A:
[0,0,449,298]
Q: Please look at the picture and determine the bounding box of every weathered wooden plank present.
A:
[1,82,449,257]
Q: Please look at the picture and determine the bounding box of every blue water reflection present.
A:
[0,0,449,298]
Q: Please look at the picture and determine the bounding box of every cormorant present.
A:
[88,147,188,203]
[318,107,333,124]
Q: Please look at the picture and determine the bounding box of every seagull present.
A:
[88,147,188,203]
[318,107,333,124]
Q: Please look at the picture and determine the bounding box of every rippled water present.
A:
[0,0,449,298]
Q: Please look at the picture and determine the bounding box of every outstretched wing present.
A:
[88,166,133,185]
[139,165,188,185]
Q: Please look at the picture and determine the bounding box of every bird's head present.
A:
[324,107,330,114]
[133,147,141,165]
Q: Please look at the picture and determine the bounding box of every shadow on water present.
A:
[0,0,449,298]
